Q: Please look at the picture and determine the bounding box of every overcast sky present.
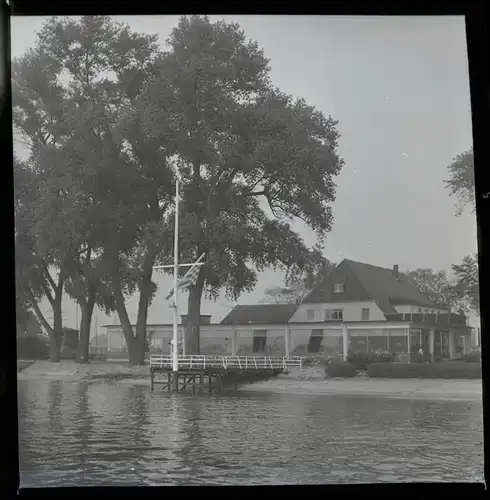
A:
[11,15,477,329]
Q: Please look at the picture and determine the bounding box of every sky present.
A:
[11,15,478,330]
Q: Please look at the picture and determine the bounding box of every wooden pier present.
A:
[149,355,302,393]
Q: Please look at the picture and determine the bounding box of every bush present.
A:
[17,336,50,360]
[325,361,357,378]
[301,355,334,366]
[346,350,395,371]
[367,362,482,379]
[292,344,308,356]
[459,350,481,363]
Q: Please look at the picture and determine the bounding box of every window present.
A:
[308,329,324,353]
[324,309,343,321]
[306,309,315,321]
[418,308,422,313]
[252,330,267,352]
[361,308,370,320]
[333,282,345,294]
[424,309,429,314]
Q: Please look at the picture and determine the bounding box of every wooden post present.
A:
[167,373,171,391]
[150,369,154,391]
[232,328,237,356]
[208,375,212,394]
[284,325,290,357]
[200,373,204,392]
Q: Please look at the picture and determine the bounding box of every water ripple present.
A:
[18,381,484,486]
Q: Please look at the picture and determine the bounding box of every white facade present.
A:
[289,301,385,323]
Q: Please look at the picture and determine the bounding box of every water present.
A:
[18,380,484,486]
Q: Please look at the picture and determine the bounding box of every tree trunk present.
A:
[76,295,95,364]
[51,298,63,363]
[134,244,158,365]
[27,283,64,362]
[185,276,205,355]
[113,287,138,365]
[107,251,138,364]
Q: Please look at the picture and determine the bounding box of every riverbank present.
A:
[17,360,150,383]
[239,366,482,401]
[17,362,482,401]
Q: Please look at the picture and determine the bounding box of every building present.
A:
[102,259,474,362]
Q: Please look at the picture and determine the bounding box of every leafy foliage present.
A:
[452,254,479,314]
[262,260,337,304]
[444,148,475,216]
[402,268,460,312]
[325,361,357,378]
[367,362,481,379]
[138,16,344,352]
[13,15,174,365]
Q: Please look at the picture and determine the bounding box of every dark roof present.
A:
[304,259,439,314]
[220,304,298,325]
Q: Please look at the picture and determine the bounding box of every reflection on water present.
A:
[18,381,484,486]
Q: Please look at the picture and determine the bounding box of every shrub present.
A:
[346,350,395,371]
[459,350,481,363]
[17,336,50,360]
[292,344,308,356]
[367,362,482,379]
[301,355,336,366]
[325,361,357,378]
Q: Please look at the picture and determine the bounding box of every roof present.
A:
[220,304,298,325]
[304,259,439,314]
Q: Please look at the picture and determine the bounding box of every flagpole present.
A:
[172,176,180,377]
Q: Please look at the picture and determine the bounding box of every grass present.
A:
[367,361,482,379]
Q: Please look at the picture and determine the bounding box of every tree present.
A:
[138,16,344,353]
[33,16,174,365]
[444,148,474,216]
[13,16,175,365]
[262,260,337,304]
[403,268,460,312]
[452,254,479,314]
[14,155,69,361]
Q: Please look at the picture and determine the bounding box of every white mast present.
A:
[172,176,180,373]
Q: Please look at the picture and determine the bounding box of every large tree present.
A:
[444,147,474,216]
[14,153,69,361]
[444,148,480,316]
[27,16,174,365]
[138,16,345,353]
[452,254,479,314]
[402,268,460,312]
[261,259,337,304]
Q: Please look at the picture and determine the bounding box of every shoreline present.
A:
[239,377,482,401]
[17,361,482,402]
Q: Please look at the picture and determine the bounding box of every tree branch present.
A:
[27,287,54,336]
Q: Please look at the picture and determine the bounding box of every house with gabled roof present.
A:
[101,259,474,362]
[219,259,472,361]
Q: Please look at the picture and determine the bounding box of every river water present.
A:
[18,380,484,486]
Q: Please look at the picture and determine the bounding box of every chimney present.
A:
[393,264,399,276]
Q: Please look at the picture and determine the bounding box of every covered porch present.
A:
[103,320,472,362]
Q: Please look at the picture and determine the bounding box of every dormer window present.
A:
[333,282,345,294]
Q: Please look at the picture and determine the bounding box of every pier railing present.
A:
[149,355,302,371]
